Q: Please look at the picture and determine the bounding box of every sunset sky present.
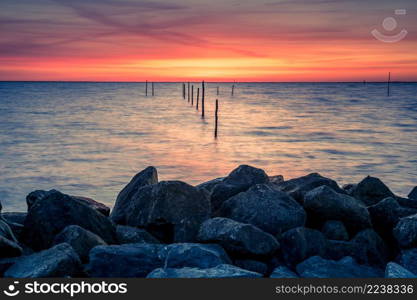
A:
[1,0,416,81]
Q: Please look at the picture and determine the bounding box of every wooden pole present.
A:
[191,85,194,106]
[217,86,219,96]
[183,83,185,99]
[196,88,200,110]
[152,82,154,96]
[214,99,219,138]
[231,84,235,96]
[387,72,391,96]
[188,82,190,102]
[201,81,205,118]
[146,80,148,96]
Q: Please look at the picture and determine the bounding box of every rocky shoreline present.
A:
[1,165,417,278]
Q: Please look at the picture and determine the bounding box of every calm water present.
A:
[0,82,416,212]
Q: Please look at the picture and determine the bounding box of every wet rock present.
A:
[198,218,279,257]
[146,264,262,278]
[321,220,349,241]
[4,243,82,278]
[87,243,166,278]
[275,173,344,204]
[350,229,389,268]
[71,196,110,217]
[280,227,327,266]
[234,259,268,275]
[396,248,417,274]
[116,225,160,244]
[110,167,158,224]
[304,185,371,234]
[196,177,225,194]
[385,262,416,278]
[125,181,210,243]
[165,243,231,269]
[409,187,417,200]
[351,176,394,206]
[23,190,116,250]
[393,214,417,248]
[219,184,306,235]
[296,256,383,278]
[53,225,107,262]
[210,165,269,211]
[270,266,299,278]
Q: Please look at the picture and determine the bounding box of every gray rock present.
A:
[196,177,225,194]
[321,220,349,241]
[110,167,158,224]
[270,266,299,278]
[116,225,160,244]
[4,243,81,278]
[146,264,262,278]
[409,187,417,200]
[385,262,416,278]
[23,190,116,250]
[71,196,110,217]
[396,196,417,210]
[87,243,166,277]
[219,184,306,235]
[324,240,355,260]
[350,229,389,268]
[125,181,210,243]
[269,175,284,184]
[276,173,344,204]
[0,257,19,276]
[2,212,27,225]
[393,214,417,248]
[210,165,269,211]
[396,248,417,274]
[234,259,268,275]
[280,227,327,266]
[165,243,231,269]
[296,256,383,278]
[342,183,357,195]
[0,219,18,243]
[351,176,394,206]
[198,218,280,257]
[304,185,371,234]
[1,213,26,241]
[53,225,107,262]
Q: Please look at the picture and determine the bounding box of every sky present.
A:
[0,0,416,82]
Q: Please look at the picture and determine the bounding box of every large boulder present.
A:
[87,244,166,277]
[110,167,158,224]
[53,225,107,262]
[198,218,279,257]
[321,220,349,241]
[304,186,371,234]
[350,229,389,268]
[385,262,416,278]
[324,240,356,261]
[146,264,262,278]
[351,176,394,206]
[210,165,269,211]
[125,181,210,243]
[219,184,306,235]
[393,214,417,249]
[234,259,268,275]
[4,243,81,278]
[269,266,299,278]
[2,212,27,225]
[280,227,327,266]
[409,187,417,200]
[164,243,231,269]
[22,190,117,250]
[196,177,225,194]
[296,256,383,278]
[396,196,417,210]
[26,189,110,216]
[396,248,417,275]
[115,225,160,244]
[0,236,22,258]
[275,173,344,204]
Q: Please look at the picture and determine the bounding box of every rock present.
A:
[165,243,231,269]
[2,212,27,225]
[270,266,299,278]
[219,184,306,235]
[0,257,19,276]
[146,264,262,278]
[280,227,327,266]
[1,213,26,241]
[350,229,389,268]
[71,196,110,216]
[275,173,344,204]
[324,240,355,260]
[210,165,269,211]
[234,259,268,275]
[396,196,417,210]
[196,177,225,194]
[321,220,349,241]
[342,184,357,195]
[304,185,371,234]
[385,262,416,278]
[296,256,383,278]
[198,218,279,257]
[269,175,284,184]
[110,167,158,224]
[22,190,116,250]
[125,181,210,243]
[53,225,107,262]
[0,219,18,243]
[408,187,417,200]
[4,243,81,278]
[351,176,394,206]
[396,248,417,274]
[393,214,417,248]
[87,243,166,277]
[0,235,22,258]
[116,225,160,244]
